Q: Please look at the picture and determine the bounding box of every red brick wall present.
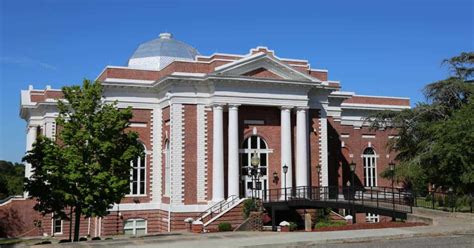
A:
[327,117,399,188]
[239,106,282,191]
[122,109,152,204]
[183,105,198,204]
[243,68,283,79]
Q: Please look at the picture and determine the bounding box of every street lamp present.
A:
[316,164,321,186]
[250,151,261,199]
[389,161,396,221]
[349,161,356,224]
[448,187,454,213]
[283,164,288,201]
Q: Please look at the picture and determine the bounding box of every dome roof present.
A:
[127,33,200,70]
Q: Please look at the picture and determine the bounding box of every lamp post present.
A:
[251,151,260,199]
[389,161,396,221]
[448,187,454,213]
[349,161,356,224]
[283,164,288,201]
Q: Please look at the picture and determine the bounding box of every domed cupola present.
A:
[127,32,200,70]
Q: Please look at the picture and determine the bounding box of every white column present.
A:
[280,106,293,190]
[24,125,37,197]
[320,108,329,187]
[212,104,225,202]
[296,107,309,187]
[227,104,240,198]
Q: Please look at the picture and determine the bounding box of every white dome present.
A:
[128,33,200,70]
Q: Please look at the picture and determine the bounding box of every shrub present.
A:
[314,220,346,229]
[218,222,232,232]
[91,237,101,241]
[58,239,71,243]
[79,237,87,241]
[242,199,257,218]
[289,222,298,231]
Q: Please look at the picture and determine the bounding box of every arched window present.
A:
[163,140,171,196]
[240,135,271,198]
[363,147,379,222]
[362,147,377,187]
[130,145,146,196]
[241,135,269,176]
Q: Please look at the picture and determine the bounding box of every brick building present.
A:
[1,33,409,237]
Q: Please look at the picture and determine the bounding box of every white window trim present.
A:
[52,217,63,235]
[127,147,147,197]
[123,218,147,236]
[163,141,171,197]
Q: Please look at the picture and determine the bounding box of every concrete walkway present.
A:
[29,208,473,248]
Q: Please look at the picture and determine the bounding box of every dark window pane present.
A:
[251,136,257,149]
[260,154,267,166]
[132,169,138,181]
[243,138,249,149]
[256,181,262,190]
[247,181,253,189]
[259,167,267,176]
[140,169,145,182]
[132,182,138,194]
[242,153,248,166]
[140,182,145,194]
[241,168,248,176]
[259,138,266,149]
[140,157,145,168]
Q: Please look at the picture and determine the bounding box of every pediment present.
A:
[213,52,320,82]
[242,67,285,80]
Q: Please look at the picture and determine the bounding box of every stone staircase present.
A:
[194,196,248,231]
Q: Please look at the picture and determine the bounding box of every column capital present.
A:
[228,104,241,110]
[280,105,294,111]
[212,104,225,110]
[296,106,310,111]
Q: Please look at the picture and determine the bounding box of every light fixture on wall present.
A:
[272,171,279,184]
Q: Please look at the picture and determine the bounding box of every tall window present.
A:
[240,135,269,177]
[123,218,147,235]
[130,147,146,195]
[362,147,377,187]
[164,140,171,196]
[362,147,379,223]
[53,217,62,235]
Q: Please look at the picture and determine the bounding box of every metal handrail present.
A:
[196,195,240,221]
[263,186,414,213]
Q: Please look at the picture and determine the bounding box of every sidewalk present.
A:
[28,208,473,248]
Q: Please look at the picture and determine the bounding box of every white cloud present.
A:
[0,56,57,70]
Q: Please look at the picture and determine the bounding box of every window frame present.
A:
[128,145,147,196]
[123,218,147,236]
[52,217,63,235]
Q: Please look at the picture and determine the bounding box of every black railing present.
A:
[412,190,473,213]
[196,195,240,222]
[263,186,413,213]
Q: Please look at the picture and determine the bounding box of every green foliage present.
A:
[289,222,298,231]
[314,220,346,229]
[369,52,474,194]
[0,160,24,199]
[242,198,257,218]
[23,79,143,239]
[217,222,232,232]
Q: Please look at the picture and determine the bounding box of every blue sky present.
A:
[0,0,472,163]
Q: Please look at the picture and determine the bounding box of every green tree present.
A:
[23,80,143,241]
[370,52,474,194]
[0,160,25,199]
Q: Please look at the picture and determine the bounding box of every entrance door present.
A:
[240,135,270,199]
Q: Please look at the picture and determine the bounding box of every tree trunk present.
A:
[69,207,73,241]
[73,205,81,241]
